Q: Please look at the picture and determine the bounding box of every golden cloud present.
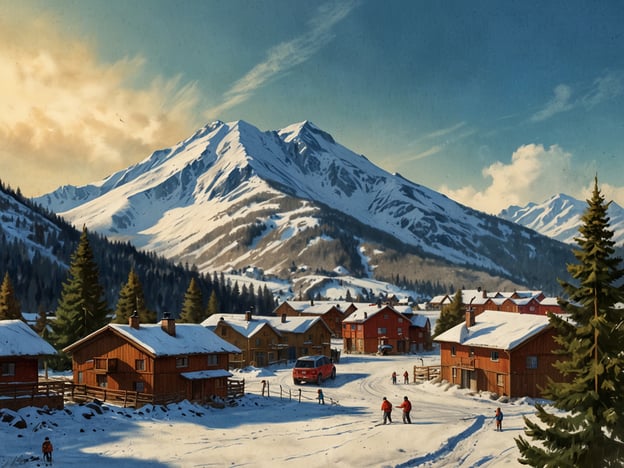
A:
[0,8,202,196]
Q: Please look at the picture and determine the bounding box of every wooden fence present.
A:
[412,365,441,382]
[0,381,67,410]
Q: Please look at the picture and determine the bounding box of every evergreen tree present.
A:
[179,277,204,323]
[433,289,464,337]
[34,305,49,339]
[205,289,219,317]
[0,272,23,320]
[516,178,624,467]
[50,226,110,364]
[114,268,156,324]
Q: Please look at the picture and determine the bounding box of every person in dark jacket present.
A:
[317,389,325,405]
[398,396,412,424]
[381,397,393,424]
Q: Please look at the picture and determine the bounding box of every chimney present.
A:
[245,310,252,321]
[465,308,475,328]
[364,312,368,319]
[281,313,287,323]
[161,312,176,336]
[129,311,140,329]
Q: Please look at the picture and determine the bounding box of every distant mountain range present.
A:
[32,120,574,295]
[499,193,624,246]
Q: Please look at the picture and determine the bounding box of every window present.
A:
[96,374,108,388]
[526,356,538,369]
[207,355,218,366]
[134,381,145,392]
[452,367,457,381]
[176,356,189,368]
[1,362,15,376]
[377,327,387,335]
[77,371,84,384]
[469,348,475,357]
[255,337,262,346]
[490,351,499,362]
[397,327,403,335]
[398,318,403,323]
[496,374,505,387]
[451,345,456,356]
[135,359,146,371]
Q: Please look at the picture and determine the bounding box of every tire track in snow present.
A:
[394,415,487,468]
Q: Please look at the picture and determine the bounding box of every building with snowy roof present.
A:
[434,310,564,398]
[63,314,241,406]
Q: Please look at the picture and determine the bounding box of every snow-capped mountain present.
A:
[499,194,624,246]
[34,120,573,292]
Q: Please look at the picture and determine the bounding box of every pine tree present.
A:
[50,226,110,364]
[114,268,156,324]
[516,177,624,467]
[433,289,464,337]
[179,277,204,323]
[0,272,23,320]
[205,289,219,318]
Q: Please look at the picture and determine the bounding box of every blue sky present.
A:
[2,0,624,213]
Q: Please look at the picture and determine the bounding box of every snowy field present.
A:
[0,348,546,467]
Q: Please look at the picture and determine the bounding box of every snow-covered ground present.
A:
[0,346,546,467]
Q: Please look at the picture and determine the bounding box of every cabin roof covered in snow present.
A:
[433,310,551,351]
[64,321,241,356]
[202,313,330,336]
[0,319,57,357]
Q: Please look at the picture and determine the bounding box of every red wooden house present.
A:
[273,300,356,337]
[434,310,562,398]
[0,319,62,410]
[64,314,241,405]
[342,304,430,354]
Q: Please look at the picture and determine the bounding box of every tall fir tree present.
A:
[516,177,624,467]
[50,226,110,365]
[0,272,23,320]
[433,289,464,337]
[205,289,219,318]
[114,268,156,324]
[179,277,204,323]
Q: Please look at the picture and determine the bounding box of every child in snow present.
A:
[403,370,409,384]
[494,407,504,431]
[391,371,397,384]
[42,436,53,464]
[381,397,393,424]
[398,396,412,424]
[317,389,325,405]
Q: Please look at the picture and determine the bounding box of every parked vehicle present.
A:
[292,355,336,385]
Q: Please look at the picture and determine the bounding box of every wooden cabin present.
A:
[0,319,62,410]
[341,304,429,354]
[63,314,241,405]
[203,311,333,365]
[274,300,356,337]
[434,310,562,398]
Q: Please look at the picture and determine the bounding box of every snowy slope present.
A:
[34,120,571,286]
[499,193,624,246]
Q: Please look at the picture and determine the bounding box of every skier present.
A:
[403,370,409,384]
[398,396,412,424]
[42,436,53,465]
[317,388,325,405]
[381,396,393,424]
[494,407,504,431]
[391,371,397,384]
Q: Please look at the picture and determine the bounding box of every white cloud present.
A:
[530,84,573,122]
[440,144,591,214]
[205,0,358,119]
[0,8,203,196]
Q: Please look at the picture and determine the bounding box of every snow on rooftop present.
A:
[202,313,326,336]
[433,310,551,350]
[0,320,57,357]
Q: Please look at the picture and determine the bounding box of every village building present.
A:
[63,314,241,406]
[273,300,356,337]
[203,311,333,367]
[341,304,432,354]
[0,319,61,410]
[434,309,563,398]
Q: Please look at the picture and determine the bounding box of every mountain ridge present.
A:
[34,119,574,294]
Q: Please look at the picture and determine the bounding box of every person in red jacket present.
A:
[381,396,393,424]
[398,396,412,424]
[42,436,53,465]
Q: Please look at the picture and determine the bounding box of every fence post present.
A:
[298,388,302,403]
